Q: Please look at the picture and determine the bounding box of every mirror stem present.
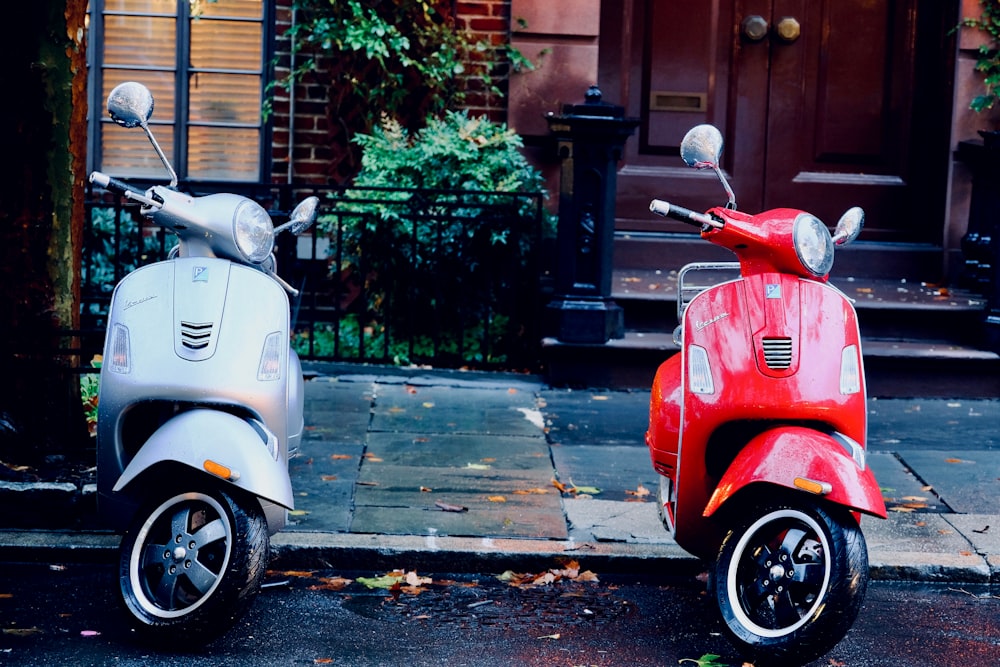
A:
[142,123,178,187]
[715,166,737,210]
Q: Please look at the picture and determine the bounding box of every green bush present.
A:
[313,111,551,367]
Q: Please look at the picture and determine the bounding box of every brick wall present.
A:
[455,0,512,123]
[269,0,514,185]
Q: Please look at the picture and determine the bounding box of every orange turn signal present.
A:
[204,459,239,481]
[793,477,832,496]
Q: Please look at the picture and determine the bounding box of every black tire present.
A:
[712,499,869,666]
[117,487,269,645]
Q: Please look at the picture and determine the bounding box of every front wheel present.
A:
[713,499,869,666]
[118,487,269,645]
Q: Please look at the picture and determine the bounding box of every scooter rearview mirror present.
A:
[832,206,865,246]
[107,81,154,129]
[275,196,320,236]
[680,124,724,170]
[105,81,178,188]
[680,124,737,209]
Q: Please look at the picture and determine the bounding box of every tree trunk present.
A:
[0,1,89,460]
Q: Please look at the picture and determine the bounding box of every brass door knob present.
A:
[775,16,801,42]
[742,15,769,42]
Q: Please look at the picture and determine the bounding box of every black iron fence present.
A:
[79,181,548,372]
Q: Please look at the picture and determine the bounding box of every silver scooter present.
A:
[91,82,317,644]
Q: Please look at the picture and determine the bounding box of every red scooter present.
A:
[646,125,887,666]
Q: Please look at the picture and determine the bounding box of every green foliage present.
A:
[309,111,549,368]
[79,357,101,437]
[85,207,163,326]
[352,111,548,208]
[292,314,512,366]
[270,0,479,123]
[961,1,1000,112]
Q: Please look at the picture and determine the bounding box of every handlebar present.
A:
[649,199,723,229]
[89,171,161,208]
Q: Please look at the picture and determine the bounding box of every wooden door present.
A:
[601,0,956,242]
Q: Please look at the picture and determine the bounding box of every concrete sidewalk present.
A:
[1,363,998,583]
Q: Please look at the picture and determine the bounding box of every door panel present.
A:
[603,0,955,243]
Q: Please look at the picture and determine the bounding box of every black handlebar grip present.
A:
[89,172,144,197]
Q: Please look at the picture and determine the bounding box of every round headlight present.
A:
[793,213,834,276]
[233,199,274,264]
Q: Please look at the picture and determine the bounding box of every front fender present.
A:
[704,426,886,519]
[113,409,294,509]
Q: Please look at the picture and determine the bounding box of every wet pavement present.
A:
[1,362,998,583]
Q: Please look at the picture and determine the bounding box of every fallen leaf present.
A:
[512,488,548,495]
[552,478,569,493]
[320,475,338,481]
[357,573,403,590]
[481,457,497,463]
[405,571,432,587]
[330,454,353,460]
[308,576,353,591]
[591,395,610,401]
[465,462,491,470]
[270,570,315,578]
[507,388,518,394]
[487,495,507,503]
[363,452,383,462]
[626,484,651,498]
[419,486,433,492]
[435,500,468,513]
[2,628,42,636]
[314,658,334,664]
[289,509,309,516]
[422,402,434,408]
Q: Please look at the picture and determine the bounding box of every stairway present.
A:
[542,235,1000,397]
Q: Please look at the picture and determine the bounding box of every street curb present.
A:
[1,528,995,585]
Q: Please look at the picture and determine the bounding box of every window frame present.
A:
[86,0,275,184]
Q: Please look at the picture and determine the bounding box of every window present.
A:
[87,0,270,182]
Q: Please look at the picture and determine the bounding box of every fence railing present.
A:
[78,181,548,373]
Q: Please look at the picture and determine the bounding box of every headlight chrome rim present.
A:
[233,199,274,264]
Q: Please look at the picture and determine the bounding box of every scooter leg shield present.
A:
[113,409,294,510]
[704,426,887,519]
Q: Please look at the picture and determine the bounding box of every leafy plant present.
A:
[270,0,479,124]
[310,111,550,367]
[79,356,101,437]
[961,0,1000,112]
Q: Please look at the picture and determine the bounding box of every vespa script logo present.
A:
[124,295,157,311]
[695,312,730,331]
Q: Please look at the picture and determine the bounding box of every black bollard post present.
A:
[545,86,639,344]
